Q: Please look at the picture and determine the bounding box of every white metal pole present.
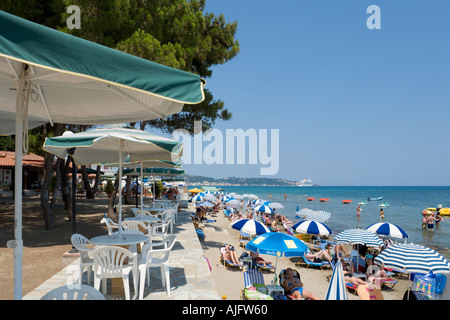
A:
[11,63,25,300]
[118,140,123,237]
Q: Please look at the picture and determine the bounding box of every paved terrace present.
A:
[23,206,221,300]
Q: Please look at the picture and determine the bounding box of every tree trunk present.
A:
[125,175,132,204]
[40,123,64,229]
[81,166,97,199]
[40,151,55,230]
[107,172,120,221]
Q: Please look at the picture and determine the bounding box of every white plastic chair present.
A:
[41,284,105,300]
[150,218,172,242]
[122,220,151,246]
[138,235,177,299]
[92,246,138,300]
[100,217,119,235]
[70,234,94,284]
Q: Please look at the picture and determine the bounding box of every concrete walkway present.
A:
[23,207,220,300]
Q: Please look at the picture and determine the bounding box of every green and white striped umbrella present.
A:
[43,125,182,166]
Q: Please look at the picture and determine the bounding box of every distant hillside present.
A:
[184,174,298,186]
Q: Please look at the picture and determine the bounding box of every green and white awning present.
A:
[0,10,205,135]
[43,125,183,166]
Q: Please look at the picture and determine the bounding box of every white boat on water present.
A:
[297,178,314,187]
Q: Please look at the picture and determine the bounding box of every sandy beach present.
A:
[0,194,411,300]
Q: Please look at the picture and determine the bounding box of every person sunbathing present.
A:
[343,266,369,286]
[220,244,242,265]
[283,268,320,300]
[304,244,333,263]
[250,251,273,267]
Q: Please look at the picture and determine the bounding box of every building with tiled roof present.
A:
[0,151,44,189]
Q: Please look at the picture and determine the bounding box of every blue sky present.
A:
[166,0,450,186]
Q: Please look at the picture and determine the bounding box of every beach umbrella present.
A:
[245,194,259,200]
[374,243,450,275]
[325,259,348,300]
[196,201,214,208]
[230,219,270,235]
[292,220,332,237]
[191,194,204,202]
[226,199,240,206]
[246,232,309,258]
[43,125,183,236]
[203,194,218,202]
[254,205,274,214]
[334,229,383,247]
[221,195,231,202]
[246,232,309,283]
[268,202,284,209]
[252,199,264,205]
[43,125,182,166]
[366,222,408,242]
[0,10,205,300]
[188,188,203,194]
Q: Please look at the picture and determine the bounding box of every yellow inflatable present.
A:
[439,208,450,216]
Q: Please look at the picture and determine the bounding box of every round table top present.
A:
[124,216,163,222]
[90,233,148,246]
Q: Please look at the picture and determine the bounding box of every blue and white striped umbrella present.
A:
[296,208,330,223]
[230,218,270,235]
[191,194,203,202]
[366,222,408,240]
[374,243,450,274]
[292,220,332,237]
[221,195,231,202]
[252,199,264,205]
[254,205,274,214]
[325,259,348,300]
[334,229,383,247]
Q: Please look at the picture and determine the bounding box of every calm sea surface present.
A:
[194,185,450,261]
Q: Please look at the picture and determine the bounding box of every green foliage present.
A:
[155,180,164,199]
[105,180,114,194]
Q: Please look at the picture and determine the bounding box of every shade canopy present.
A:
[0,10,205,135]
[366,222,408,240]
[123,167,185,176]
[292,220,332,237]
[230,219,270,236]
[374,243,450,274]
[43,125,182,166]
[325,260,348,300]
[254,205,273,214]
[334,229,383,247]
[246,232,309,258]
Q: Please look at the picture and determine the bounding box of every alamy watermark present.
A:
[171,121,280,176]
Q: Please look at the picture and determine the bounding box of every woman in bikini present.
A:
[283,268,320,300]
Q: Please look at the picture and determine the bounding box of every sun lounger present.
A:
[278,268,301,300]
[329,260,359,294]
[238,231,251,248]
[241,268,273,300]
[219,245,243,271]
[253,260,275,273]
[296,253,330,270]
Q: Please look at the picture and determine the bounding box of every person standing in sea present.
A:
[380,208,384,220]
[357,205,361,216]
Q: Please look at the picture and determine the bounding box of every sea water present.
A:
[205,185,449,261]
